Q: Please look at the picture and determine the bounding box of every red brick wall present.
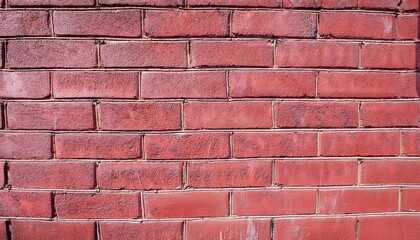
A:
[0,0,419,239]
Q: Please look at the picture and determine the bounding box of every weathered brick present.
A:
[9,0,94,6]
[100,0,183,6]
[358,215,420,240]
[0,133,52,159]
[360,102,420,127]
[361,160,420,184]
[402,131,420,156]
[0,192,52,218]
[0,162,4,188]
[189,0,281,7]
[401,188,420,211]
[11,221,95,240]
[283,0,320,8]
[397,15,419,40]
[0,11,50,36]
[401,0,420,11]
[361,43,418,69]
[321,0,357,8]
[0,71,51,99]
[358,0,400,10]
[100,222,183,240]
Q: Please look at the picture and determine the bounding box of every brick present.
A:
[321,0,357,8]
[397,15,419,40]
[144,191,229,218]
[402,131,420,156]
[100,222,182,240]
[55,193,140,219]
[360,102,420,127]
[229,71,316,98]
[186,219,271,240]
[7,102,95,130]
[233,190,316,215]
[99,102,181,130]
[7,40,96,69]
[277,41,359,68]
[187,160,272,188]
[184,101,272,129]
[53,71,138,99]
[55,134,141,159]
[361,160,420,184]
[358,0,400,10]
[0,71,50,99]
[358,215,420,240]
[275,160,357,186]
[141,71,227,99]
[190,41,273,67]
[0,162,4,188]
[0,221,5,239]
[320,12,396,39]
[0,104,2,129]
[145,10,229,37]
[274,218,356,240]
[145,133,230,159]
[401,0,420,11]
[9,162,95,189]
[402,188,420,211]
[320,131,400,156]
[361,43,418,69]
[275,101,358,128]
[189,0,281,7]
[283,0,321,8]
[233,132,317,158]
[11,221,95,240]
[100,0,183,6]
[9,0,94,6]
[233,11,316,38]
[54,11,141,37]
[318,72,420,98]
[101,41,187,68]
[0,11,50,36]
[319,189,398,214]
[98,162,182,190]
[0,133,52,159]
[0,192,52,217]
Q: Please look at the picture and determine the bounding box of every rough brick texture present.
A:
[1,1,419,239]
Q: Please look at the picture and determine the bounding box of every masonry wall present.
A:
[0,0,419,239]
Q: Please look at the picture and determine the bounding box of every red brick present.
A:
[0,192,52,217]
[229,71,316,98]
[402,188,420,211]
[275,101,358,128]
[320,131,400,156]
[190,41,273,67]
[283,0,320,8]
[53,71,139,99]
[55,134,141,159]
[184,101,272,129]
[360,102,420,127]
[358,215,420,240]
[0,133,52,159]
[402,131,420,156]
[100,0,182,6]
[187,160,272,188]
[358,0,400,10]
[321,0,357,8]
[144,191,229,218]
[274,218,356,240]
[98,162,182,190]
[145,10,229,37]
[7,102,95,130]
[318,72,419,98]
[54,11,141,37]
[0,11,50,36]
[145,133,230,159]
[11,221,95,240]
[277,41,359,68]
[233,11,316,37]
[233,132,317,158]
[9,162,95,189]
[0,162,4,188]
[100,222,183,240]
[99,102,181,130]
[141,71,227,99]
[320,12,396,39]
[401,0,420,11]
[9,0,94,6]
[0,104,2,129]
[8,40,96,69]
[361,43,418,69]
[0,220,5,239]
[187,219,271,240]
[0,71,50,99]
[55,193,140,219]
[275,160,357,186]
[397,15,419,40]
[361,160,420,184]
[189,0,281,7]
[101,41,187,68]
[233,190,316,215]
[319,189,398,214]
